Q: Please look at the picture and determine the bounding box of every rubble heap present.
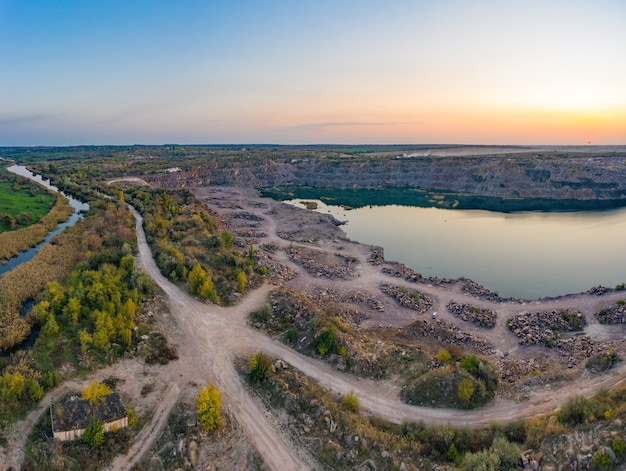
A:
[405,318,495,355]
[595,302,626,324]
[462,279,523,304]
[254,250,298,284]
[287,247,356,279]
[446,301,497,328]
[379,282,433,314]
[508,309,587,347]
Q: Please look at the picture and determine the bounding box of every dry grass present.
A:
[0,194,74,262]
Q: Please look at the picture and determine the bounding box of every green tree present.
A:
[82,381,111,405]
[0,372,25,403]
[64,297,82,324]
[196,383,222,431]
[26,378,44,402]
[41,313,60,337]
[79,329,93,355]
[83,420,105,448]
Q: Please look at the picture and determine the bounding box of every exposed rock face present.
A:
[145,153,626,202]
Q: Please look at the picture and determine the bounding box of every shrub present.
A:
[285,328,298,343]
[249,352,273,383]
[196,383,222,431]
[436,349,452,364]
[83,420,105,448]
[316,327,339,356]
[612,437,626,457]
[343,390,359,413]
[559,395,592,425]
[592,451,612,470]
[460,354,480,376]
[616,299,625,305]
[458,378,475,404]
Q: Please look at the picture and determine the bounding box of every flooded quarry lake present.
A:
[288,199,626,300]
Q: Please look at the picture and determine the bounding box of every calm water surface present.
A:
[0,165,89,276]
[289,200,626,300]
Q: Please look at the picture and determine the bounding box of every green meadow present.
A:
[0,170,54,233]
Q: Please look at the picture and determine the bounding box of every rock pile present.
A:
[520,450,543,471]
[227,211,265,221]
[508,310,602,367]
[254,251,298,284]
[588,285,611,296]
[446,301,497,328]
[368,246,385,266]
[508,310,587,347]
[462,279,523,303]
[405,318,495,355]
[343,289,385,312]
[287,247,355,279]
[595,303,626,324]
[379,283,433,314]
[494,358,542,383]
[380,261,423,282]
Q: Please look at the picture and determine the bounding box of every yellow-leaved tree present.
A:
[196,383,222,431]
[82,381,111,405]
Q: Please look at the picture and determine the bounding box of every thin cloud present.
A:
[291,121,423,129]
[0,114,50,126]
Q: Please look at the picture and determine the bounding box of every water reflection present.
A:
[288,199,626,299]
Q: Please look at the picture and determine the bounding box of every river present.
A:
[0,165,90,277]
[287,199,626,300]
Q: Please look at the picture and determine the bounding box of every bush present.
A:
[458,379,475,404]
[285,328,298,343]
[316,327,339,356]
[249,352,273,383]
[592,451,612,470]
[436,349,452,364]
[612,437,626,457]
[83,420,105,448]
[343,390,359,413]
[196,383,222,431]
[559,395,592,425]
[460,354,480,376]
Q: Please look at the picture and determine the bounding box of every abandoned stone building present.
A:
[51,391,128,441]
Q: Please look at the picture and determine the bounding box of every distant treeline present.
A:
[261,186,626,213]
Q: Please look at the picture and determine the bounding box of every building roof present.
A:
[51,392,127,432]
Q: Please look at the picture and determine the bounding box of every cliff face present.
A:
[146,153,626,201]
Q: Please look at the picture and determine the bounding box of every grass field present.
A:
[0,180,54,233]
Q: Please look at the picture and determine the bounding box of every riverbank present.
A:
[0,165,89,270]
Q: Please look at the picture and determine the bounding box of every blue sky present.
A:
[1,0,625,145]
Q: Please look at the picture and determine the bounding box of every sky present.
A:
[1,0,625,146]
